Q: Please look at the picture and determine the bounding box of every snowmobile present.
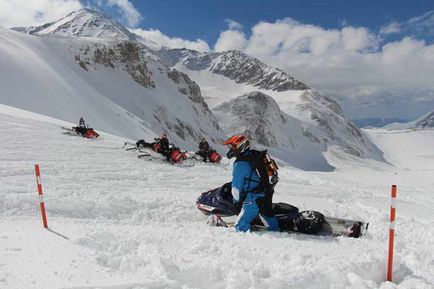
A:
[62,126,100,139]
[193,149,223,164]
[123,142,195,167]
[196,183,368,238]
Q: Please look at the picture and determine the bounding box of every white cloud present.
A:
[131,28,210,52]
[0,0,83,28]
[104,0,142,27]
[225,19,243,31]
[214,19,247,52]
[214,18,434,119]
[380,22,401,35]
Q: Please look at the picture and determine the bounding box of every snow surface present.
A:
[1,106,433,289]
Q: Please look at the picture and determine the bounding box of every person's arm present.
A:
[231,161,249,202]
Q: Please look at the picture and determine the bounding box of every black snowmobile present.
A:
[196,183,368,238]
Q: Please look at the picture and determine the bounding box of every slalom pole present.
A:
[387,185,397,282]
[35,164,48,228]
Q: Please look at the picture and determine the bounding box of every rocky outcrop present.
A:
[74,41,155,88]
[154,48,308,91]
[214,92,288,147]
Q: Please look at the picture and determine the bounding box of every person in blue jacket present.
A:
[223,135,279,232]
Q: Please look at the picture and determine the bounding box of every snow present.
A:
[1,106,433,289]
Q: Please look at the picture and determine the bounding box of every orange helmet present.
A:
[223,135,250,159]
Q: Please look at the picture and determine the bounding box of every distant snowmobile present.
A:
[193,149,222,164]
[62,126,100,139]
[123,141,194,166]
[197,183,368,238]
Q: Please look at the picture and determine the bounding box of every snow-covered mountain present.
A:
[385,109,434,130]
[152,46,384,169]
[12,8,136,41]
[214,91,382,170]
[352,117,409,128]
[414,110,434,128]
[2,8,384,170]
[154,48,308,92]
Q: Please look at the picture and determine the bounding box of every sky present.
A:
[0,0,434,120]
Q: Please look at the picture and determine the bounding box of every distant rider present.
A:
[136,133,171,161]
[197,137,211,162]
[75,117,88,136]
[224,135,279,232]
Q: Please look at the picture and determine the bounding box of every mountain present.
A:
[385,109,434,130]
[152,47,384,169]
[352,117,409,128]
[214,91,382,170]
[414,110,434,128]
[154,48,308,92]
[2,8,384,170]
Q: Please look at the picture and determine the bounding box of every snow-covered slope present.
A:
[0,24,225,150]
[1,105,433,289]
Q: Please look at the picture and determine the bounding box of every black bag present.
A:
[294,211,324,234]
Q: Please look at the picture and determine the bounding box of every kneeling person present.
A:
[224,135,279,232]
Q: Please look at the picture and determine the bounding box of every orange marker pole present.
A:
[387,185,397,282]
[35,164,48,228]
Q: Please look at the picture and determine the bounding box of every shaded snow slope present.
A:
[1,105,433,289]
[0,26,225,150]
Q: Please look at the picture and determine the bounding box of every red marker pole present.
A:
[35,164,48,228]
[387,185,397,282]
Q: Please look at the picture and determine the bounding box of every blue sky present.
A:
[126,0,434,45]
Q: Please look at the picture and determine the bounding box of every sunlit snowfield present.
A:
[1,106,433,289]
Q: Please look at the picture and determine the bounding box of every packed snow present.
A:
[1,105,433,289]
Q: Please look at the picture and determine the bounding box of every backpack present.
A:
[235,149,279,194]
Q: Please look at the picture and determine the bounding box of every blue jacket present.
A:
[231,151,264,202]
